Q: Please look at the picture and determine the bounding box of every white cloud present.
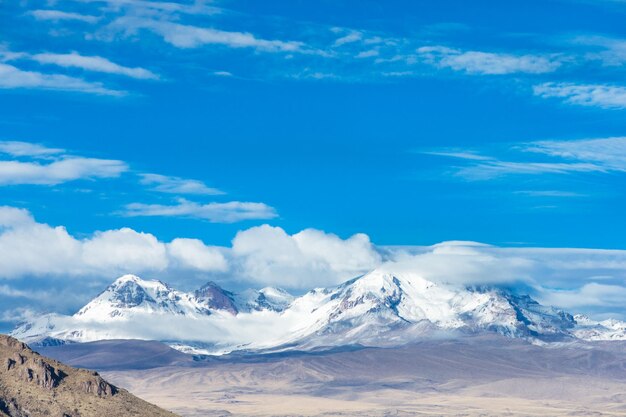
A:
[231,225,382,288]
[0,208,376,287]
[82,228,169,272]
[0,63,124,96]
[28,9,100,23]
[0,206,227,279]
[417,46,562,75]
[386,242,534,285]
[0,141,64,158]
[106,17,305,52]
[1,207,626,318]
[534,82,626,109]
[0,157,128,185]
[124,199,278,223]
[538,283,626,309]
[140,173,224,195]
[168,238,228,272]
[32,52,159,80]
[0,207,82,277]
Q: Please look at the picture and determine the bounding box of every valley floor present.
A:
[102,373,626,417]
[52,336,623,417]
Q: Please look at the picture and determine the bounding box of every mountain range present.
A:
[11,265,626,355]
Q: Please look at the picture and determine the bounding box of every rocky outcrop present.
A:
[0,334,178,417]
[80,372,116,396]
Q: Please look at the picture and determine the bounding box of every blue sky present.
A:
[1,0,626,328]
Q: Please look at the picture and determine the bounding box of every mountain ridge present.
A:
[11,268,626,355]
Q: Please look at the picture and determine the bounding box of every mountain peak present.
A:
[110,274,169,290]
[193,281,238,315]
[113,274,143,284]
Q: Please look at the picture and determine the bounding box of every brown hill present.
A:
[0,334,179,417]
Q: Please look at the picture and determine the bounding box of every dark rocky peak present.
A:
[194,282,238,315]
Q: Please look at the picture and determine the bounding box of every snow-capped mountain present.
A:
[11,267,626,355]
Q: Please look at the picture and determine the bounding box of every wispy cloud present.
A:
[123,199,278,223]
[0,158,128,185]
[28,9,100,23]
[0,141,64,158]
[571,35,626,67]
[0,63,124,96]
[0,140,128,185]
[88,0,221,16]
[456,160,603,180]
[417,46,563,75]
[333,30,363,47]
[524,137,626,170]
[105,17,307,52]
[140,173,224,195]
[514,190,587,198]
[534,82,626,109]
[426,137,626,180]
[31,52,159,80]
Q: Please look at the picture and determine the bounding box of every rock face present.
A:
[0,334,178,417]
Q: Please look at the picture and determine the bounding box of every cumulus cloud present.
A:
[168,238,228,272]
[32,52,159,80]
[534,82,626,109]
[417,46,562,75]
[0,63,124,96]
[0,208,379,287]
[82,228,169,272]
[231,225,382,288]
[0,206,227,279]
[140,173,224,195]
[123,199,278,223]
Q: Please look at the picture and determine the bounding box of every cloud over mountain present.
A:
[1,206,626,323]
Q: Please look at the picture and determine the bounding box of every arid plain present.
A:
[41,336,626,417]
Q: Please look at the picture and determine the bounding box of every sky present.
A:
[1,0,626,329]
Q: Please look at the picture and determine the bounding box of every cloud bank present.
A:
[1,206,626,322]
